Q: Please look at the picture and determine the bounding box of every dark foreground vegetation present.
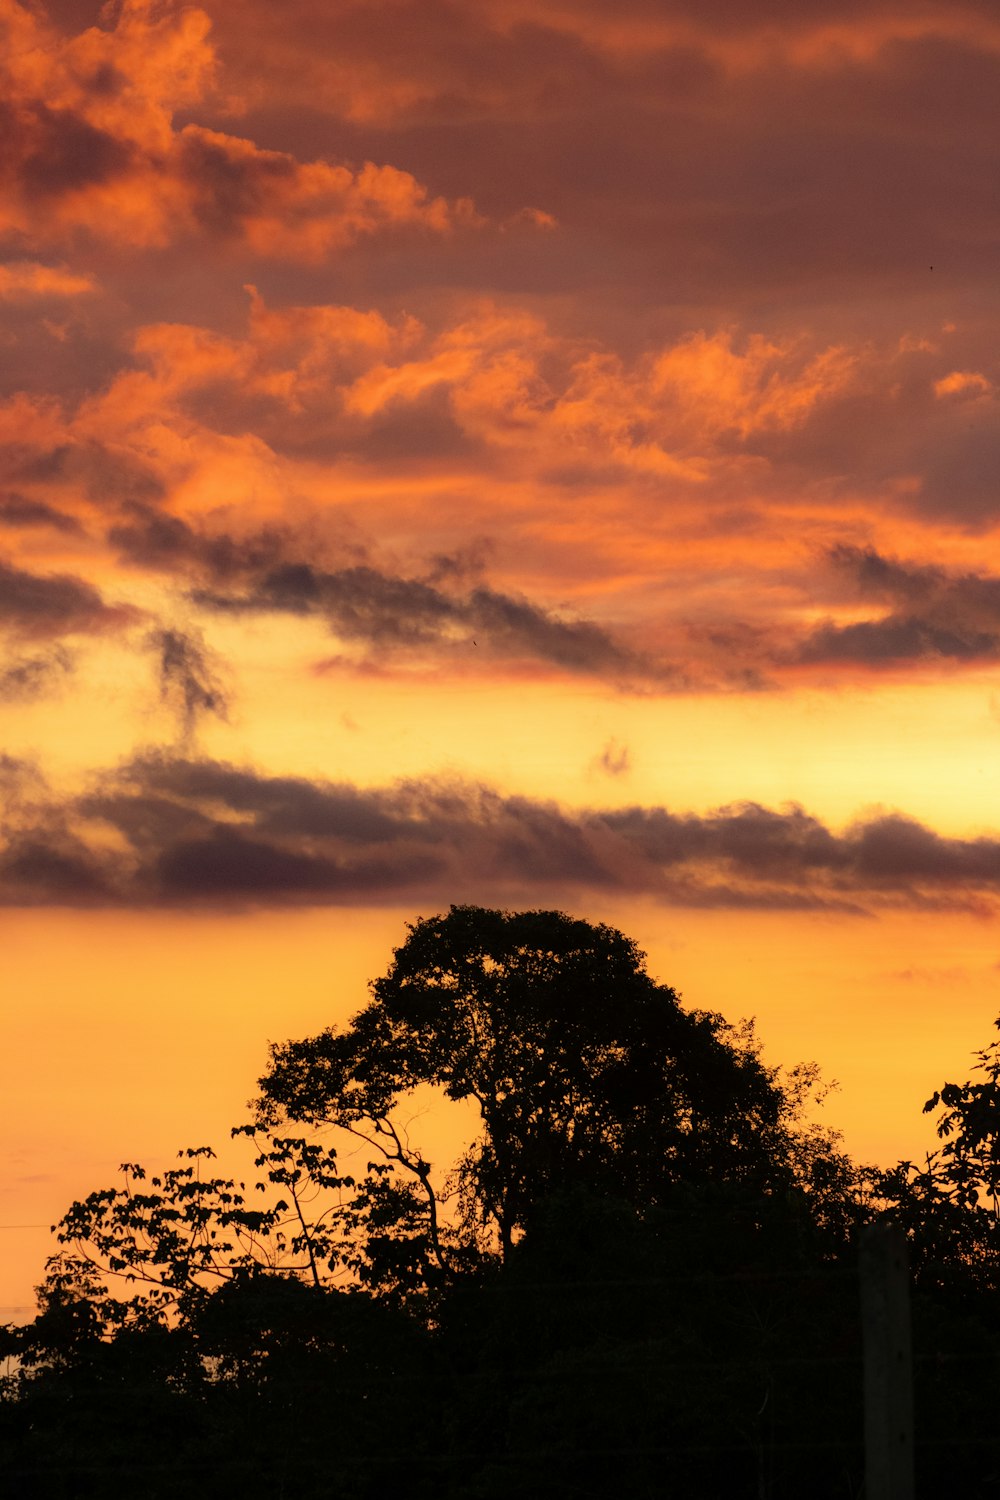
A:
[4,906,1000,1497]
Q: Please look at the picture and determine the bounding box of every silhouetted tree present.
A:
[2,905,883,1499]
[876,1017,1000,1499]
[880,1017,1000,1298]
[256,905,852,1279]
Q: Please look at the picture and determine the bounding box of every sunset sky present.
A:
[4,0,1000,1316]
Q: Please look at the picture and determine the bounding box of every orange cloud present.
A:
[650,332,858,439]
[65,297,825,500]
[933,370,992,400]
[0,261,96,300]
[6,283,983,552]
[0,0,480,257]
[3,264,998,704]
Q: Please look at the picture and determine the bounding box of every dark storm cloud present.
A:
[600,802,1000,895]
[597,803,845,876]
[0,835,112,902]
[0,559,120,637]
[114,757,412,843]
[796,546,1000,664]
[4,754,1000,912]
[154,827,429,899]
[826,544,1000,616]
[0,496,83,534]
[109,504,288,580]
[196,563,454,640]
[826,545,941,603]
[469,587,634,673]
[850,815,1000,884]
[109,505,203,570]
[797,617,999,665]
[195,563,648,679]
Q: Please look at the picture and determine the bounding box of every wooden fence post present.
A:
[859,1219,914,1500]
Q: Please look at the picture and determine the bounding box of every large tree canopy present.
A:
[256,905,837,1269]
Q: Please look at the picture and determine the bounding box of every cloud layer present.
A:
[0,0,480,258]
[3,753,1000,915]
[0,558,126,637]
[3,0,1000,921]
[796,546,1000,665]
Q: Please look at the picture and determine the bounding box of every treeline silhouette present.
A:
[3,906,1000,1498]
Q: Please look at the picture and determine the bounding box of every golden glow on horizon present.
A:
[3,903,995,1309]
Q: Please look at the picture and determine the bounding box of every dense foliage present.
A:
[4,907,1000,1497]
[255,906,853,1274]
